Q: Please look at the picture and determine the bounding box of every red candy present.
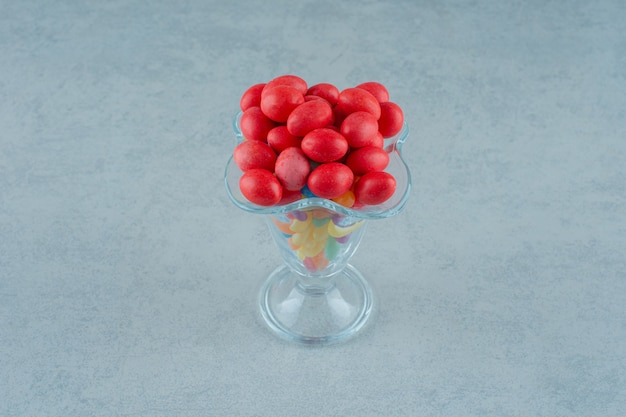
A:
[260,85,304,123]
[262,74,308,97]
[234,75,405,208]
[233,140,277,172]
[239,83,265,111]
[340,111,379,148]
[240,106,275,141]
[345,146,389,175]
[336,87,381,120]
[239,169,283,206]
[354,171,396,205]
[355,81,390,103]
[306,83,339,106]
[279,189,304,205]
[275,147,310,191]
[371,131,384,148]
[301,128,349,163]
[332,105,348,128]
[307,163,354,199]
[267,126,302,153]
[378,101,404,138]
[304,95,328,103]
[287,99,333,137]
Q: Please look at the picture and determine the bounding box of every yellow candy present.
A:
[289,215,311,233]
[312,224,328,242]
[328,219,365,238]
[286,210,337,262]
[304,236,325,253]
[291,231,309,246]
[299,232,326,255]
[311,238,326,253]
[298,243,324,258]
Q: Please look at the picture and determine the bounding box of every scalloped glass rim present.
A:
[224,111,412,219]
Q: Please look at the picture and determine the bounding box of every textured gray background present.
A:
[1,0,625,416]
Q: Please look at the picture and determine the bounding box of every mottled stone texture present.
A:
[1,0,625,416]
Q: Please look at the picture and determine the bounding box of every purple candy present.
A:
[332,213,357,227]
[335,234,351,243]
[291,210,308,221]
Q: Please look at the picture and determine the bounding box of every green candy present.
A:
[312,216,330,227]
[324,237,340,261]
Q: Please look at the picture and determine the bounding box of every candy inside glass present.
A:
[225,112,411,345]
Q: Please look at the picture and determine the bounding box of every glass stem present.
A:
[295,272,338,295]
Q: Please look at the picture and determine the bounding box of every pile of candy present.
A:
[271,209,365,273]
[233,75,404,208]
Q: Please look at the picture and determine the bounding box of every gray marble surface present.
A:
[2,0,625,416]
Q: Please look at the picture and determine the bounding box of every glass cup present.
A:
[225,112,411,345]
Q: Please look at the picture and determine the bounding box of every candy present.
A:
[290,213,311,232]
[378,101,404,138]
[275,147,310,191]
[240,106,275,141]
[311,208,331,219]
[292,231,308,246]
[269,209,366,273]
[299,237,326,258]
[312,223,328,241]
[301,184,316,198]
[306,83,340,106]
[331,190,355,208]
[371,131,384,148]
[307,162,354,200]
[324,236,340,261]
[328,219,365,238]
[239,83,265,111]
[295,225,326,258]
[234,75,405,210]
[340,111,379,148]
[272,218,295,235]
[336,87,381,120]
[233,140,277,172]
[278,189,303,205]
[286,99,333,137]
[332,105,348,128]
[304,95,328,103]
[267,126,302,153]
[262,74,308,97]
[301,128,349,163]
[355,81,390,103]
[303,257,317,272]
[311,251,329,270]
[260,85,304,123]
[289,210,308,221]
[335,234,351,244]
[239,169,283,206]
[287,237,299,250]
[354,171,396,205]
[345,145,389,175]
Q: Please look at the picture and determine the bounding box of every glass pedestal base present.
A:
[259,264,374,345]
